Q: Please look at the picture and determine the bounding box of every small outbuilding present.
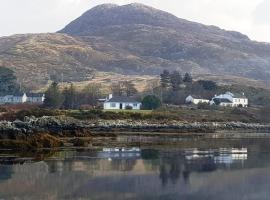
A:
[103,95,141,110]
[185,95,210,105]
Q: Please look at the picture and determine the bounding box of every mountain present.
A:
[0,33,116,89]
[59,3,270,80]
[1,3,270,90]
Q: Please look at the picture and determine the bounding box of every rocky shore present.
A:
[0,116,270,150]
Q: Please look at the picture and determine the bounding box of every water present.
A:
[0,138,270,200]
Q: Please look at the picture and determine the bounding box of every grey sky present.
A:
[0,0,270,42]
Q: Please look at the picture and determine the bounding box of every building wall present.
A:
[104,102,141,110]
[27,97,45,104]
[186,96,209,105]
[220,102,233,107]
[0,93,44,104]
[232,98,248,107]
[193,99,210,104]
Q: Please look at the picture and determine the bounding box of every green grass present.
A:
[103,109,153,114]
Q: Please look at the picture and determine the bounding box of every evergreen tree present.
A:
[44,82,63,108]
[82,83,101,106]
[111,82,124,96]
[183,73,193,83]
[0,67,20,95]
[170,71,183,91]
[160,70,171,89]
[197,80,217,91]
[62,83,77,109]
[123,81,138,97]
[111,81,137,97]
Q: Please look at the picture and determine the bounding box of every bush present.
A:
[125,105,133,110]
[0,106,8,113]
[197,102,210,110]
[0,108,61,121]
[142,95,161,110]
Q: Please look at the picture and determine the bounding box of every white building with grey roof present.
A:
[210,92,248,107]
[103,94,141,110]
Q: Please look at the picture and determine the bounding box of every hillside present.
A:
[60,3,270,80]
[0,3,270,90]
[0,33,116,89]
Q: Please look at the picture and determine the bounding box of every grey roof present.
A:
[232,93,247,98]
[106,96,140,103]
[226,91,246,98]
[11,92,25,96]
[26,93,44,97]
[190,95,208,99]
[213,98,232,104]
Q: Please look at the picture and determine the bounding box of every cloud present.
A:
[253,0,270,25]
[0,0,269,42]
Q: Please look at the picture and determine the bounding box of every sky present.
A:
[1,0,270,42]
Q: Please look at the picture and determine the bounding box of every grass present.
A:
[103,109,153,114]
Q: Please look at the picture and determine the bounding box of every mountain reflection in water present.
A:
[0,138,270,200]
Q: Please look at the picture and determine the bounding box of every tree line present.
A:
[44,82,102,109]
[160,70,193,91]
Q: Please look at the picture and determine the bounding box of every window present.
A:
[110,103,116,108]
[133,103,137,107]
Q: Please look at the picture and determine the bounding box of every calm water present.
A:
[1,138,270,200]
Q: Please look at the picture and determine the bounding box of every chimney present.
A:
[109,94,113,99]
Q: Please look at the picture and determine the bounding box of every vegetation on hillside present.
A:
[0,67,20,95]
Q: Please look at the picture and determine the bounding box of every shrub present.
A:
[0,108,61,121]
[125,105,133,110]
[142,95,161,110]
[0,106,8,113]
[197,102,210,110]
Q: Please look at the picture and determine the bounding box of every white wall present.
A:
[193,99,210,104]
[104,102,141,110]
[232,98,248,107]
[186,96,209,105]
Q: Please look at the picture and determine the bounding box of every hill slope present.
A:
[1,3,270,90]
[60,3,270,80]
[0,33,117,89]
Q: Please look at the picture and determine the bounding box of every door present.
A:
[120,103,123,109]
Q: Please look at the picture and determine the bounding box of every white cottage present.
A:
[0,93,27,104]
[185,95,210,105]
[211,92,248,107]
[26,93,45,104]
[104,95,141,110]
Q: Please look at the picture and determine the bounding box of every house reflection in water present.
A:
[184,148,248,165]
[98,147,141,159]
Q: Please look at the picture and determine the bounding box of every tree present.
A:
[0,67,20,95]
[81,83,101,106]
[170,71,183,91]
[111,82,124,96]
[183,73,193,83]
[62,83,77,109]
[198,80,217,91]
[160,70,171,89]
[44,82,63,108]
[123,81,138,97]
[111,81,137,97]
[142,95,162,110]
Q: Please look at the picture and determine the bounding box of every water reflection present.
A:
[0,138,270,199]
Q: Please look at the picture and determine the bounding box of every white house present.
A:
[210,92,248,107]
[103,94,141,110]
[185,95,210,105]
[0,93,45,105]
[26,93,45,104]
[0,93,27,104]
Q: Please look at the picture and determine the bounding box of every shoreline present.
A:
[0,116,270,150]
